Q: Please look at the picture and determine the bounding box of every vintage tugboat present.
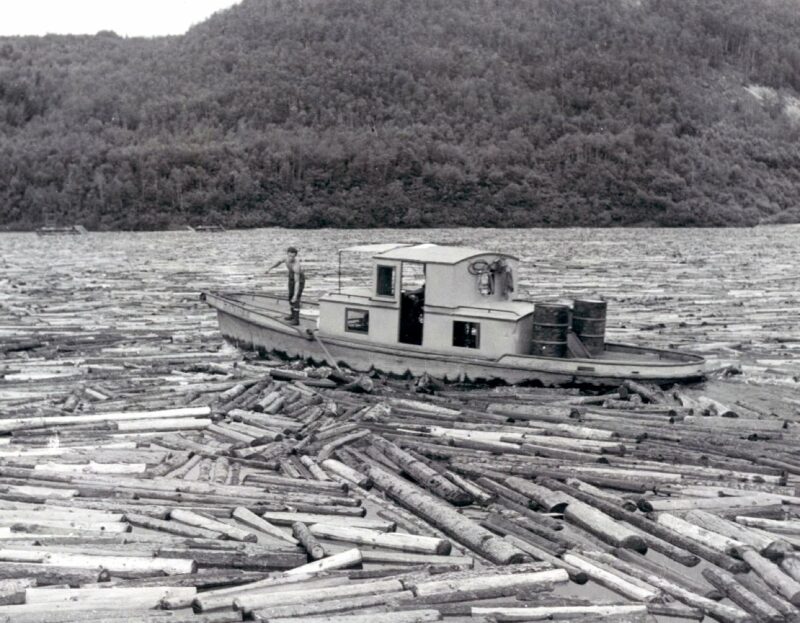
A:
[201,243,706,386]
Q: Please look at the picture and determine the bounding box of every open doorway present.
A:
[398,262,425,345]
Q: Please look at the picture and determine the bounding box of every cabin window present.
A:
[453,321,480,349]
[345,308,370,334]
[376,265,396,297]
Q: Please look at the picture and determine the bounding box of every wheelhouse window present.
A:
[453,321,480,349]
[376,265,396,297]
[345,308,369,334]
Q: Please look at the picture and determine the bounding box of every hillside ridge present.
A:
[1,0,800,230]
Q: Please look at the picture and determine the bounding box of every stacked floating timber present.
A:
[0,363,799,622]
[1,227,799,621]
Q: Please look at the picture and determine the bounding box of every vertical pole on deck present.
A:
[338,250,342,293]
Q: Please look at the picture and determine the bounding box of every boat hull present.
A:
[203,291,706,387]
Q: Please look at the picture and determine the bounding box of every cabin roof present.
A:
[375,244,518,265]
[340,243,414,254]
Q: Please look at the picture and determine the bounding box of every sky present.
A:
[0,1,242,37]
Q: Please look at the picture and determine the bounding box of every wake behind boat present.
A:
[202,244,705,386]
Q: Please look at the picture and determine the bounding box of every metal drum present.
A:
[531,303,571,358]
[572,299,607,356]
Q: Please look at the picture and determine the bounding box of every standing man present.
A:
[266,246,305,325]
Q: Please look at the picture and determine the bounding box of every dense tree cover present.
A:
[1,0,800,230]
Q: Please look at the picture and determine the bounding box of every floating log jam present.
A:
[1,227,800,620]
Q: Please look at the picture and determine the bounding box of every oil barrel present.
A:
[531,303,571,358]
[572,299,607,356]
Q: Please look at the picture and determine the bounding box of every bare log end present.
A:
[435,540,453,556]
[762,542,793,562]
[621,535,648,554]
[703,588,725,602]
[449,492,475,507]
[484,537,527,565]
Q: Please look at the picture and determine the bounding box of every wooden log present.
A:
[411,568,568,597]
[308,523,451,555]
[24,586,197,609]
[702,567,782,623]
[506,477,646,553]
[562,553,659,601]
[482,511,564,554]
[0,549,196,575]
[370,435,473,506]
[565,478,637,512]
[647,603,705,620]
[475,478,563,532]
[0,578,35,606]
[503,477,570,512]
[243,473,347,494]
[208,423,254,444]
[0,406,212,434]
[682,416,786,431]
[562,499,646,553]
[259,512,393,531]
[649,494,787,513]
[367,465,525,565]
[316,429,371,461]
[0,563,109,586]
[0,506,124,523]
[320,459,371,489]
[252,589,413,621]
[740,547,800,605]
[696,396,738,417]
[439,469,494,506]
[735,571,800,621]
[284,547,363,576]
[580,553,751,623]
[612,549,721,600]
[357,550,473,567]
[781,556,800,583]
[169,509,257,542]
[686,509,792,560]
[656,512,745,557]
[102,570,268,589]
[235,575,401,614]
[218,382,248,403]
[232,507,299,545]
[622,380,666,404]
[538,478,752,570]
[451,459,654,493]
[472,605,647,621]
[736,516,800,535]
[124,513,223,539]
[298,456,330,481]
[292,522,326,560]
[157,547,305,571]
[501,535,585,583]
[193,574,350,612]
[266,611,441,623]
[164,454,203,479]
[0,604,239,623]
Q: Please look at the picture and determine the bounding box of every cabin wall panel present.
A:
[319,299,399,343]
[423,312,522,358]
[425,256,518,308]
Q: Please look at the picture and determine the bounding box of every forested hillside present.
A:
[2,0,800,230]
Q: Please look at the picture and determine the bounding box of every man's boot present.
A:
[289,308,300,325]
